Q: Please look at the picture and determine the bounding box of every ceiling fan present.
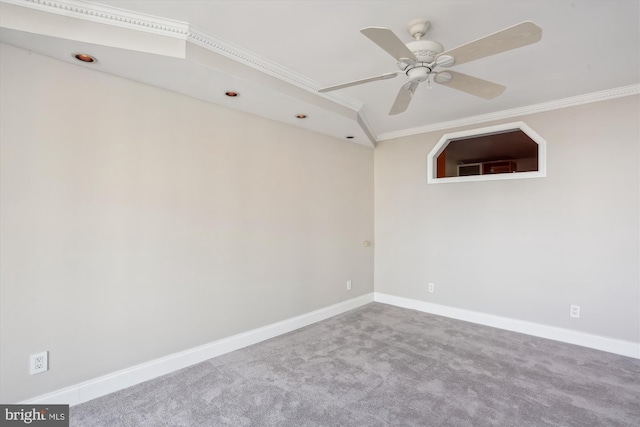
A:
[319,19,542,115]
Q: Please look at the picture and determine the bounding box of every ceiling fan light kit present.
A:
[319,18,542,115]
[434,72,452,84]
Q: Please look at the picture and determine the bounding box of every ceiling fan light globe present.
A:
[434,72,453,84]
[436,55,455,67]
[407,66,430,83]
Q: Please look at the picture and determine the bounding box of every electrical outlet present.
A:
[428,282,435,293]
[30,351,48,375]
[570,305,580,318]
[346,280,352,291]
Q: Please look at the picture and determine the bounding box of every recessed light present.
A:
[225,91,239,97]
[346,136,355,139]
[73,53,96,63]
[296,114,307,119]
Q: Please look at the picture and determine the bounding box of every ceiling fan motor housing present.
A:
[406,39,444,63]
[400,39,445,82]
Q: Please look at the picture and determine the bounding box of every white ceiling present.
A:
[1,0,638,147]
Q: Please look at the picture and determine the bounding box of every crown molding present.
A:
[2,0,364,114]
[187,26,317,93]
[187,26,363,112]
[187,26,362,113]
[2,0,190,37]
[377,84,640,141]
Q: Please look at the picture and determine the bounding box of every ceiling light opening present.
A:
[225,91,239,97]
[346,136,355,139]
[73,53,96,63]
[295,114,307,119]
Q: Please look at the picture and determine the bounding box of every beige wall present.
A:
[375,95,640,343]
[2,40,638,404]
[0,43,374,402]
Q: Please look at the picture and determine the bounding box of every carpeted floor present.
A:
[70,303,640,426]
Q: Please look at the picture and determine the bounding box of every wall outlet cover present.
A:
[570,305,580,318]
[30,351,48,375]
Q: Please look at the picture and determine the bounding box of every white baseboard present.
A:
[374,292,640,359]
[21,293,375,406]
[22,291,637,405]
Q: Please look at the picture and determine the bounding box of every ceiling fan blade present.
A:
[436,21,542,67]
[434,71,505,99]
[361,27,417,61]
[318,72,399,93]
[389,81,419,115]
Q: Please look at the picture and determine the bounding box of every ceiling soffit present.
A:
[0,0,373,146]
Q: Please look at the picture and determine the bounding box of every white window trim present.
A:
[426,121,547,184]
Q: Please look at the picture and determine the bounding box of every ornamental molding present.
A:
[377,84,640,141]
[1,0,363,112]
[2,0,190,37]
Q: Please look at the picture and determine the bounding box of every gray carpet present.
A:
[70,303,640,426]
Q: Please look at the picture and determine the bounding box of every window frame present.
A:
[426,121,547,184]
